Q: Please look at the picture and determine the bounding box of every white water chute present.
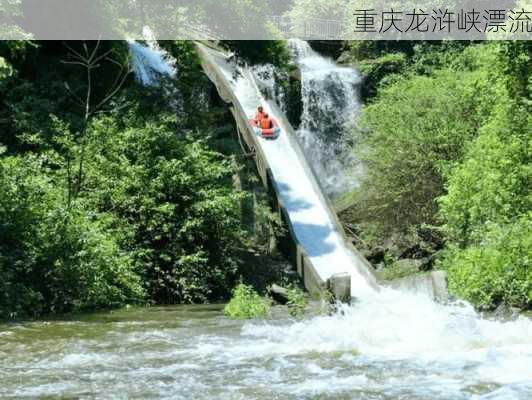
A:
[196,43,377,299]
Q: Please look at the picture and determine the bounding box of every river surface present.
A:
[1,290,531,400]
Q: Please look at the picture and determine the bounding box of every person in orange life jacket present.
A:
[253,106,266,126]
[259,113,278,130]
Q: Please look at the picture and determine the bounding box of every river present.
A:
[1,289,531,399]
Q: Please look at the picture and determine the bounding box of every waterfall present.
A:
[288,39,361,198]
[128,27,176,86]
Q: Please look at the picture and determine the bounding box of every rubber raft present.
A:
[249,120,281,139]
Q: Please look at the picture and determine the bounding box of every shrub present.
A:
[85,113,246,304]
[439,116,530,246]
[351,68,491,247]
[0,155,144,319]
[438,82,531,310]
[441,215,532,310]
[224,283,269,318]
[356,52,407,99]
[223,41,290,69]
[285,285,308,317]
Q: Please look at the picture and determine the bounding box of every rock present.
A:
[337,51,352,65]
[365,246,386,264]
[268,284,290,305]
[493,303,521,320]
[395,258,424,273]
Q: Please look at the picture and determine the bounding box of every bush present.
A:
[84,113,246,304]
[285,285,308,317]
[438,71,531,310]
[224,283,269,318]
[351,69,490,247]
[441,216,532,310]
[356,52,407,99]
[439,116,530,246]
[0,155,144,319]
[223,41,290,69]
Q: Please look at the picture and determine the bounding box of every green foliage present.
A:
[0,0,32,39]
[285,285,308,317]
[439,114,531,246]
[343,41,471,100]
[441,216,532,310]
[224,283,269,319]
[0,155,144,319]
[352,65,492,248]
[345,40,531,309]
[84,112,246,304]
[0,56,13,81]
[285,0,347,22]
[436,44,531,309]
[0,39,281,319]
[355,52,407,99]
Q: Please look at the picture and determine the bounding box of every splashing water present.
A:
[128,27,176,86]
[1,295,531,399]
[288,39,362,198]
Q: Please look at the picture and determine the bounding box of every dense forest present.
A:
[340,40,531,310]
[0,40,289,319]
[0,38,530,320]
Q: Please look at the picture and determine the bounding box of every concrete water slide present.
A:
[195,43,378,300]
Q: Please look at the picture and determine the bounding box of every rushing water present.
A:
[1,295,531,399]
[288,39,362,198]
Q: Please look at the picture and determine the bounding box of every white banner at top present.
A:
[0,0,531,40]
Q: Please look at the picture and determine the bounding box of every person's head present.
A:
[258,106,264,112]
[263,113,269,118]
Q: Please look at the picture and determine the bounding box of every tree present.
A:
[61,40,131,205]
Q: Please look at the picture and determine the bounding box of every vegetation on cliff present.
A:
[342,41,531,310]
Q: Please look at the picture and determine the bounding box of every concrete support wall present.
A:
[387,271,450,301]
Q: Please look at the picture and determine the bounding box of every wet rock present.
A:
[395,258,424,274]
[493,303,522,320]
[268,284,290,305]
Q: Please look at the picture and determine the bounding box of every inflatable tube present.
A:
[250,119,281,139]
[253,126,280,139]
[261,126,281,139]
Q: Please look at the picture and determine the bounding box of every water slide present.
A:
[196,43,378,298]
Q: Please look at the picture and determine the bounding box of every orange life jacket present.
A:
[255,111,266,122]
[260,117,273,130]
